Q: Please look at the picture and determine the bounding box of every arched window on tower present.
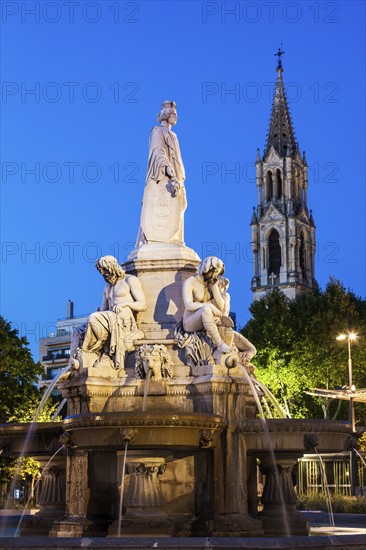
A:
[276,169,282,199]
[266,171,273,201]
[299,232,306,277]
[294,170,300,201]
[268,229,281,276]
[291,180,295,199]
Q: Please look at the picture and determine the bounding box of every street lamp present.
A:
[336,332,357,432]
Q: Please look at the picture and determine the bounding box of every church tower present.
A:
[251,50,316,301]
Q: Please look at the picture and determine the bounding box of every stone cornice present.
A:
[240,418,352,434]
[63,412,227,431]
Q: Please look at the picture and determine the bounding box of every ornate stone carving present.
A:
[174,321,215,369]
[120,428,138,444]
[345,435,358,451]
[304,433,318,451]
[136,100,187,246]
[59,431,74,449]
[135,344,173,380]
[125,458,167,509]
[258,454,309,536]
[176,257,256,375]
[199,429,215,448]
[65,452,89,517]
[182,256,231,355]
[38,466,66,506]
[67,256,147,378]
[261,463,297,506]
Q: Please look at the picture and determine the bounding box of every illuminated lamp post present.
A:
[336,333,357,432]
[336,332,357,495]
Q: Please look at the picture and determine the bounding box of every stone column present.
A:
[213,430,263,536]
[50,450,90,537]
[246,455,259,518]
[259,454,308,536]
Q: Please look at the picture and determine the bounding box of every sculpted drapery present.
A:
[136,101,187,246]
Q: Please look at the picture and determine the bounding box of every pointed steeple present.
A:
[251,51,316,302]
[309,209,314,226]
[250,206,258,225]
[264,49,297,160]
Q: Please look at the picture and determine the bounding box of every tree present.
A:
[242,279,366,423]
[0,316,44,424]
[0,317,62,507]
[16,457,41,506]
[0,457,41,507]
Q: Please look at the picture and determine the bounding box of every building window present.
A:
[268,229,281,275]
[44,348,70,361]
[276,169,282,199]
[300,232,306,276]
[266,171,273,201]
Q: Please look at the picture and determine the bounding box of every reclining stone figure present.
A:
[69,255,147,376]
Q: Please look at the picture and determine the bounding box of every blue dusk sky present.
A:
[1,0,365,360]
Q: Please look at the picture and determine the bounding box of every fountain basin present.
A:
[241,418,353,453]
[240,418,354,536]
[0,423,64,457]
[62,411,227,449]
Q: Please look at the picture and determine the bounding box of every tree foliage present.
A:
[0,457,41,484]
[242,279,366,423]
[0,316,44,423]
[0,457,41,505]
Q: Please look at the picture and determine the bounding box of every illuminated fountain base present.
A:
[0,384,354,539]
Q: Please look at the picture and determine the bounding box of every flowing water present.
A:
[240,369,291,536]
[51,398,67,421]
[14,445,65,537]
[117,440,129,537]
[3,365,71,512]
[313,449,335,533]
[142,369,152,412]
[354,448,366,468]
[34,365,71,422]
[252,379,288,418]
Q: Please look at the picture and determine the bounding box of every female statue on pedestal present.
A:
[136,100,187,246]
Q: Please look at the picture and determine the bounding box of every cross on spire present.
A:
[275,45,285,71]
[269,272,277,286]
[264,46,296,159]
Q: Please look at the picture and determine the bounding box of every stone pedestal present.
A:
[109,455,169,536]
[259,453,309,536]
[124,457,167,511]
[125,243,200,344]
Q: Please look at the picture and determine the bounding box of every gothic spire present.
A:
[264,49,297,159]
[250,206,258,225]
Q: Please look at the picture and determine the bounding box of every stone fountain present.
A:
[0,101,355,541]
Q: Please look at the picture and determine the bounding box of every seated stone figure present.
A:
[217,276,256,363]
[69,255,147,375]
[177,257,256,374]
[182,256,231,354]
